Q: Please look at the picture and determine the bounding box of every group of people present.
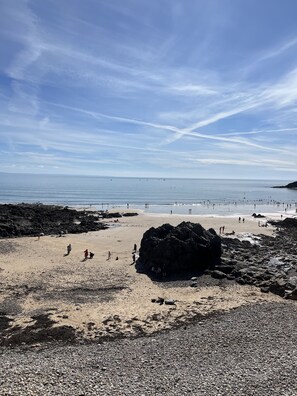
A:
[64,243,138,263]
[84,249,94,260]
[65,245,94,259]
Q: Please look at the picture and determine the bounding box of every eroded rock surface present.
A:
[210,218,297,298]
[138,221,221,275]
[0,204,109,237]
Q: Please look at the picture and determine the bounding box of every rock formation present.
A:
[138,221,221,276]
[0,204,139,238]
[208,218,297,298]
[273,181,297,189]
[0,204,107,238]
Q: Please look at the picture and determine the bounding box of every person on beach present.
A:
[238,217,241,223]
[84,249,88,260]
[107,251,111,260]
[133,243,137,252]
[132,253,136,264]
[67,244,72,255]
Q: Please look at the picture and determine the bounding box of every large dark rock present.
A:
[138,221,221,275]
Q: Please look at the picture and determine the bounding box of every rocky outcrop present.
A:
[138,221,221,276]
[252,213,266,218]
[137,218,297,299]
[0,204,108,238]
[273,181,297,189]
[207,219,297,298]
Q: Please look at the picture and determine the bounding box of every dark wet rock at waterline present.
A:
[0,203,110,238]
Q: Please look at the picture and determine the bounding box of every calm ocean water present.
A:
[0,173,296,216]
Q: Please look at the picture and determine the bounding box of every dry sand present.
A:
[0,211,283,341]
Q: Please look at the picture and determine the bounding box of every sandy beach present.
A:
[0,210,287,343]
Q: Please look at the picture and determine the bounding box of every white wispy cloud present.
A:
[1,0,296,178]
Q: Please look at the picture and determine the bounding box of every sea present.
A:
[0,173,296,217]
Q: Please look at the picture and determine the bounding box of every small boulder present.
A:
[211,270,226,279]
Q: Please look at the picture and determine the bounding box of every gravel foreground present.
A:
[1,301,297,396]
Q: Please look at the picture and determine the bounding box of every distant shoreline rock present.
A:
[272,181,297,189]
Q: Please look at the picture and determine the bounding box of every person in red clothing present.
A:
[84,249,88,260]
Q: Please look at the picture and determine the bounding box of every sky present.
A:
[0,0,297,179]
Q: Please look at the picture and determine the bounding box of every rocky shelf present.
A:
[0,203,137,238]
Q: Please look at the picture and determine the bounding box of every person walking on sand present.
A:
[84,249,88,260]
[67,244,72,255]
[107,251,111,260]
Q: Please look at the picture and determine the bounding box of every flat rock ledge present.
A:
[0,203,137,238]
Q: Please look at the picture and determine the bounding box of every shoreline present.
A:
[74,202,297,218]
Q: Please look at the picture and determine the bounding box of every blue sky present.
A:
[0,0,297,179]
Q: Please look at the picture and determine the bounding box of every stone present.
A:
[211,270,226,279]
[164,299,176,305]
[269,279,288,297]
[213,265,234,274]
[285,287,297,300]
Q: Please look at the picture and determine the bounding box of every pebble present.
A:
[1,302,297,395]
